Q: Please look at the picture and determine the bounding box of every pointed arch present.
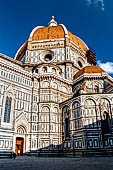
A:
[2,85,15,126]
[4,96,12,123]
[16,125,27,134]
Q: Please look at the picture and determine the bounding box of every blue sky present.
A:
[0,0,113,76]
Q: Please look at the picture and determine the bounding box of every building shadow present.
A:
[25,112,113,157]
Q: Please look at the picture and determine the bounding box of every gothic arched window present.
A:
[4,96,12,123]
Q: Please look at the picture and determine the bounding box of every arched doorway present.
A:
[16,137,24,155]
[15,125,27,155]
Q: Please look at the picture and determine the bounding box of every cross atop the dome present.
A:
[48,16,58,27]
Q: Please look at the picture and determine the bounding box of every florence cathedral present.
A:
[0,17,113,157]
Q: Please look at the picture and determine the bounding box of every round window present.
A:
[44,54,52,62]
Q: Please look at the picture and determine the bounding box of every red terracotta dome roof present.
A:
[32,25,65,41]
[31,25,88,52]
[15,17,89,59]
[73,66,105,79]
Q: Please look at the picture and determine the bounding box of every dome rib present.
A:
[68,31,88,51]
[30,24,88,52]
[32,25,65,41]
[59,24,69,38]
[29,26,44,40]
[15,18,89,60]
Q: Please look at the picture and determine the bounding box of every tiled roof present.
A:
[68,31,88,51]
[73,66,105,79]
[32,25,88,52]
[32,25,65,41]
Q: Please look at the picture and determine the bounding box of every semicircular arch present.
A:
[41,105,50,113]
[16,125,27,134]
[98,97,111,105]
[42,81,50,88]
[83,97,96,106]
[72,101,80,109]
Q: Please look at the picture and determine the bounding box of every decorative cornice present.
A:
[0,53,23,66]
[0,57,32,78]
[73,72,108,84]
[33,73,73,85]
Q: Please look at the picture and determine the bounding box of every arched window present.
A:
[78,61,82,68]
[72,101,80,119]
[42,106,50,113]
[52,82,58,89]
[84,99,96,128]
[94,85,99,93]
[4,96,12,123]
[63,106,70,118]
[52,68,56,73]
[54,107,58,113]
[42,67,47,73]
[35,69,38,74]
[65,117,69,138]
[42,81,50,88]
[63,106,70,138]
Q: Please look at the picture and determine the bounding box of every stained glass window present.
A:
[4,96,12,123]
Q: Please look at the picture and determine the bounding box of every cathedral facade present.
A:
[0,17,113,156]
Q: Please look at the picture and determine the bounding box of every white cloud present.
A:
[97,61,113,74]
[86,0,105,10]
